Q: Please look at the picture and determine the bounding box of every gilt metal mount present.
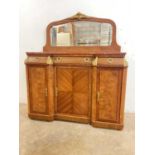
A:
[46,56,53,65]
[69,12,89,20]
[92,57,98,66]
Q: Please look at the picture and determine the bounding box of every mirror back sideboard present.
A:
[25,13,128,130]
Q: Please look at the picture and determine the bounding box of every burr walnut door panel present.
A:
[97,68,122,123]
[55,66,91,117]
[28,66,48,114]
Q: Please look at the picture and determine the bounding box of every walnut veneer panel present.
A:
[28,66,48,114]
[73,68,90,116]
[56,68,72,114]
[25,57,47,64]
[98,58,126,67]
[53,57,92,65]
[97,68,122,123]
[56,67,91,117]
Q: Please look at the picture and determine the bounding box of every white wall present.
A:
[20,0,135,112]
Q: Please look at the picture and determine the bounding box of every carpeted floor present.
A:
[20,104,135,155]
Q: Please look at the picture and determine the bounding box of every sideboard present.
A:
[25,12,128,130]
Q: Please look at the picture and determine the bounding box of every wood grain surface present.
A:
[56,67,91,117]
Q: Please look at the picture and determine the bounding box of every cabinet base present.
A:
[28,113,54,121]
[28,114,124,130]
[91,121,123,130]
[54,114,90,124]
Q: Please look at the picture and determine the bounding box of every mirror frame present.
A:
[43,12,121,53]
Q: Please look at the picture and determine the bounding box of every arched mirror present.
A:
[44,12,120,52]
[50,21,112,46]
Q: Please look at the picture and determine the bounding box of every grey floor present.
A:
[20,104,135,155]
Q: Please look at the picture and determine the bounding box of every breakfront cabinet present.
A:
[25,13,128,129]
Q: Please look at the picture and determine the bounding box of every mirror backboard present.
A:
[43,12,121,53]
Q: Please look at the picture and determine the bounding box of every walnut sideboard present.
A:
[25,13,128,130]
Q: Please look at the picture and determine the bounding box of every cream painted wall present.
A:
[20,0,135,112]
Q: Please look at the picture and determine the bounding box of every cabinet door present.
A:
[28,65,48,114]
[97,68,122,123]
[55,66,91,117]
[56,67,73,114]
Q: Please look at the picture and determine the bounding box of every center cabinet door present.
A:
[55,66,91,123]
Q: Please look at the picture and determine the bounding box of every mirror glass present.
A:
[50,21,112,46]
